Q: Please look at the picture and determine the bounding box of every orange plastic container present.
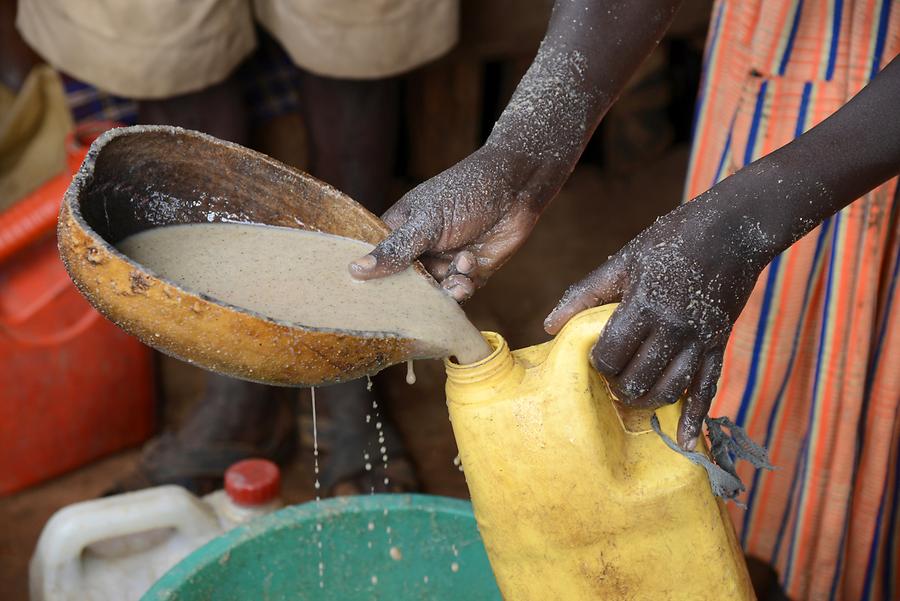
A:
[0,122,155,495]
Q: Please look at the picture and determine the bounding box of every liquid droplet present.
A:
[311,387,325,590]
[311,387,320,499]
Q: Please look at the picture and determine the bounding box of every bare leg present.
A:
[0,1,40,92]
[111,374,296,495]
[300,72,398,212]
[137,77,249,146]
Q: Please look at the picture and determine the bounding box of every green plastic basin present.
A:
[143,494,501,600]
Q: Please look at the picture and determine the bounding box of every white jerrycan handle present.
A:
[31,485,220,600]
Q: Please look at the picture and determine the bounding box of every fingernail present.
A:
[590,349,616,375]
[443,280,469,301]
[352,255,377,271]
[683,437,699,452]
[456,253,474,274]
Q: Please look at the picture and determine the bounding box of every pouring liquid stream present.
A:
[311,386,325,588]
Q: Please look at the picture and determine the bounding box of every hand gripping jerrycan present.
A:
[445,305,755,600]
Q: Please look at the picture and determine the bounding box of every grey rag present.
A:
[651,414,775,507]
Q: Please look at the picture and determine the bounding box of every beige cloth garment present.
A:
[254,0,459,80]
[16,0,459,99]
[0,65,73,210]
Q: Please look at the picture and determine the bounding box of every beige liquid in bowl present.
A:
[117,223,490,363]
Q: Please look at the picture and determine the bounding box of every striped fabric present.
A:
[685,1,900,599]
[62,76,137,125]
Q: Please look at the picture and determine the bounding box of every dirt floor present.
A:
[1,146,739,599]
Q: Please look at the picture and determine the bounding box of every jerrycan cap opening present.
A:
[445,331,518,387]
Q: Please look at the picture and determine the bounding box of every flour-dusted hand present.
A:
[544,193,770,451]
[545,55,900,451]
[349,146,542,301]
[349,0,684,301]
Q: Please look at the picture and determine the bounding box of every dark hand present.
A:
[543,55,900,450]
[348,0,685,299]
[544,194,771,450]
[349,146,542,301]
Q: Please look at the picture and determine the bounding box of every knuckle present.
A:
[561,281,590,305]
[650,386,682,407]
[613,373,649,403]
[603,312,638,342]
[585,264,609,286]
[629,302,656,329]
[661,319,691,340]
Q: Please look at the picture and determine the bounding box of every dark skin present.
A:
[0,0,40,92]
[138,77,250,146]
[350,0,682,298]
[352,0,900,450]
[546,58,900,449]
[298,72,398,213]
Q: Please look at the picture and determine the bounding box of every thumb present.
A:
[544,254,626,334]
[349,217,437,280]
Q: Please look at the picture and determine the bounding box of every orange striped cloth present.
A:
[685,1,900,599]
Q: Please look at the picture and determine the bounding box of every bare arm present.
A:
[484,0,683,207]
[350,0,683,299]
[546,55,900,448]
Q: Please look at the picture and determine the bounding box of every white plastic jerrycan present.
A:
[30,458,281,601]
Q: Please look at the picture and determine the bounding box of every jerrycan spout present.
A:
[445,332,524,398]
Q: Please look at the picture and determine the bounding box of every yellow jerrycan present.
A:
[445,305,755,600]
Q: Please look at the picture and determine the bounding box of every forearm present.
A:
[707,56,900,268]
[486,0,683,205]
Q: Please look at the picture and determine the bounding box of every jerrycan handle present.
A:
[607,389,657,435]
[34,485,220,575]
[552,304,659,435]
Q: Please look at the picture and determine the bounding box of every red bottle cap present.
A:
[225,459,281,506]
